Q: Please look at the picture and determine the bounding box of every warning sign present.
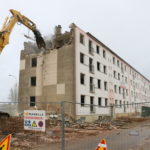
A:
[32,121,37,127]
[0,134,11,150]
[24,110,45,132]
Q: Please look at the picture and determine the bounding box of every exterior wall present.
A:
[74,25,150,120]
[18,43,75,116]
[75,27,111,116]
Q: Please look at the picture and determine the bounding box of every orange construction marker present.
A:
[95,139,107,150]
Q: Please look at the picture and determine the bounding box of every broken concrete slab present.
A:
[129,131,139,136]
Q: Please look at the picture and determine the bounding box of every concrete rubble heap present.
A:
[23,24,74,54]
[0,117,149,149]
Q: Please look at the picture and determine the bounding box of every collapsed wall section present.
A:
[18,24,76,117]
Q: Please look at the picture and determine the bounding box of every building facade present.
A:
[18,23,150,121]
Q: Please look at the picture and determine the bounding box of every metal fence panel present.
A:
[0,102,62,150]
[0,101,150,150]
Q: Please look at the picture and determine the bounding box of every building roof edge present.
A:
[86,32,150,82]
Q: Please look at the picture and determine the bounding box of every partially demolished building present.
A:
[18,23,150,121]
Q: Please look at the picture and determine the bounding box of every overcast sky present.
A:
[0,0,150,101]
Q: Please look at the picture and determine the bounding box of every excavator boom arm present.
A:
[0,9,46,53]
[0,15,18,52]
[9,9,36,31]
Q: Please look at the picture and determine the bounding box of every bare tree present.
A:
[8,83,18,102]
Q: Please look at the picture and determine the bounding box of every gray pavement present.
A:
[33,122,150,150]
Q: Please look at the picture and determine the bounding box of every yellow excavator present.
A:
[0,9,46,53]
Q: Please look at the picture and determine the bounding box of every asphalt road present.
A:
[34,121,150,150]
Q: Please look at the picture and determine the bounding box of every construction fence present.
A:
[0,101,150,150]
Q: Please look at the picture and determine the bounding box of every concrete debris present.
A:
[0,117,149,149]
[116,132,120,135]
[46,131,54,137]
[12,140,32,148]
[129,131,139,136]
[23,24,74,55]
[53,25,73,49]
[110,124,117,130]
[141,124,150,127]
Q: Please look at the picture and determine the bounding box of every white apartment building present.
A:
[75,24,150,119]
[19,23,150,121]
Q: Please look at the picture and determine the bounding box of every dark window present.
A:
[97,62,100,71]
[89,40,94,55]
[80,53,84,64]
[103,50,106,58]
[80,73,85,85]
[123,88,125,99]
[90,77,93,84]
[115,100,117,106]
[120,100,122,107]
[131,80,132,86]
[113,57,115,65]
[118,73,120,80]
[90,96,94,113]
[81,95,85,106]
[80,34,84,44]
[98,97,102,106]
[89,40,92,46]
[122,75,124,82]
[113,70,116,78]
[90,77,95,92]
[103,65,107,74]
[127,101,129,108]
[89,58,93,65]
[31,77,36,86]
[131,91,133,97]
[119,87,121,94]
[104,81,107,91]
[126,89,128,96]
[124,65,126,71]
[114,85,117,93]
[96,45,100,54]
[31,58,37,67]
[90,96,94,104]
[89,58,94,73]
[105,98,108,106]
[117,60,120,67]
[98,79,101,89]
[30,96,35,106]
[132,102,134,108]
[121,63,124,73]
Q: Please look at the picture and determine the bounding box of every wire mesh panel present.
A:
[63,101,112,150]
[0,101,62,150]
[0,101,150,150]
[63,101,150,150]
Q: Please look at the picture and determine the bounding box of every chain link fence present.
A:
[0,101,150,150]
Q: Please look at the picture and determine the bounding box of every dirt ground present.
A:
[35,119,150,150]
[0,117,149,150]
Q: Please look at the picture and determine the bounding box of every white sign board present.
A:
[24,110,45,132]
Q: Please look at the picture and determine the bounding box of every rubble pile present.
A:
[0,117,149,149]
[0,117,24,134]
[111,117,149,128]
